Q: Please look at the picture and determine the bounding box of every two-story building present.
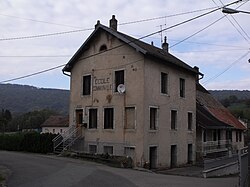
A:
[62,15,202,169]
[196,84,246,161]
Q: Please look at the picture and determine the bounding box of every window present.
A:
[83,75,91,95]
[103,146,113,155]
[203,130,207,142]
[161,72,168,94]
[226,130,232,141]
[125,107,136,129]
[53,129,55,134]
[236,130,242,142]
[188,112,193,130]
[124,147,135,158]
[115,70,124,92]
[60,129,63,134]
[89,109,97,129]
[89,145,97,154]
[171,110,177,130]
[213,130,217,141]
[179,78,185,98]
[104,108,114,129]
[99,44,107,52]
[187,144,193,164]
[170,145,177,168]
[150,107,158,130]
[76,109,83,126]
[236,131,238,142]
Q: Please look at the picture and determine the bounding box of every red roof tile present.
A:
[197,84,246,130]
[41,115,69,127]
[208,107,246,130]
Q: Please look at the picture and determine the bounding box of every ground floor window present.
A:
[124,147,135,158]
[103,146,113,155]
[104,108,114,129]
[89,108,98,129]
[125,107,136,129]
[89,145,97,154]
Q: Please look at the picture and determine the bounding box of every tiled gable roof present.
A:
[63,23,200,76]
[197,84,246,130]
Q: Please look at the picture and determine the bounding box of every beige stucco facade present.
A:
[66,18,198,168]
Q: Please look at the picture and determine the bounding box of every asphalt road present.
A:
[0,151,238,187]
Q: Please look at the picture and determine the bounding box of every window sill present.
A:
[148,129,158,133]
[88,128,98,131]
[160,93,170,96]
[81,95,92,98]
[125,129,136,132]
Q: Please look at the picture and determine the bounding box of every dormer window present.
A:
[99,44,107,52]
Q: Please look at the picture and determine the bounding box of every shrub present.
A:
[0,132,56,154]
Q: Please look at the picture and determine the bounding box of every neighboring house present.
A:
[62,15,202,169]
[41,115,69,134]
[196,84,246,160]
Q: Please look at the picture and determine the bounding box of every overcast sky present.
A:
[0,0,249,90]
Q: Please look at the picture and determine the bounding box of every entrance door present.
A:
[170,145,177,168]
[75,109,83,128]
[149,146,157,169]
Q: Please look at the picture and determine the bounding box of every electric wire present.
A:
[0,3,239,42]
[0,28,94,41]
[217,0,250,44]
[119,6,218,25]
[202,51,250,85]
[0,13,82,28]
[0,64,67,84]
[0,0,243,83]
[0,6,218,29]
[170,15,226,48]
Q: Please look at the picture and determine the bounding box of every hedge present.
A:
[0,132,56,153]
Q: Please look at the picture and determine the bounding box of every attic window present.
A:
[99,44,107,52]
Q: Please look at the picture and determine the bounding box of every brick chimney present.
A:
[162,36,169,52]
[109,15,117,31]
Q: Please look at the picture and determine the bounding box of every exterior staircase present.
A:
[52,125,82,154]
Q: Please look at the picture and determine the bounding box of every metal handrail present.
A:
[52,125,82,153]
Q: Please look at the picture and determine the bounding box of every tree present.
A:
[0,109,12,133]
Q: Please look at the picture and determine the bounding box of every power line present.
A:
[170,15,226,48]
[218,0,250,44]
[0,64,66,84]
[177,48,249,53]
[0,0,242,84]
[202,51,250,85]
[0,5,237,42]
[0,6,218,29]
[0,13,82,28]
[119,6,218,25]
[0,28,94,41]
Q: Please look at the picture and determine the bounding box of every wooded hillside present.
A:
[0,84,69,115]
